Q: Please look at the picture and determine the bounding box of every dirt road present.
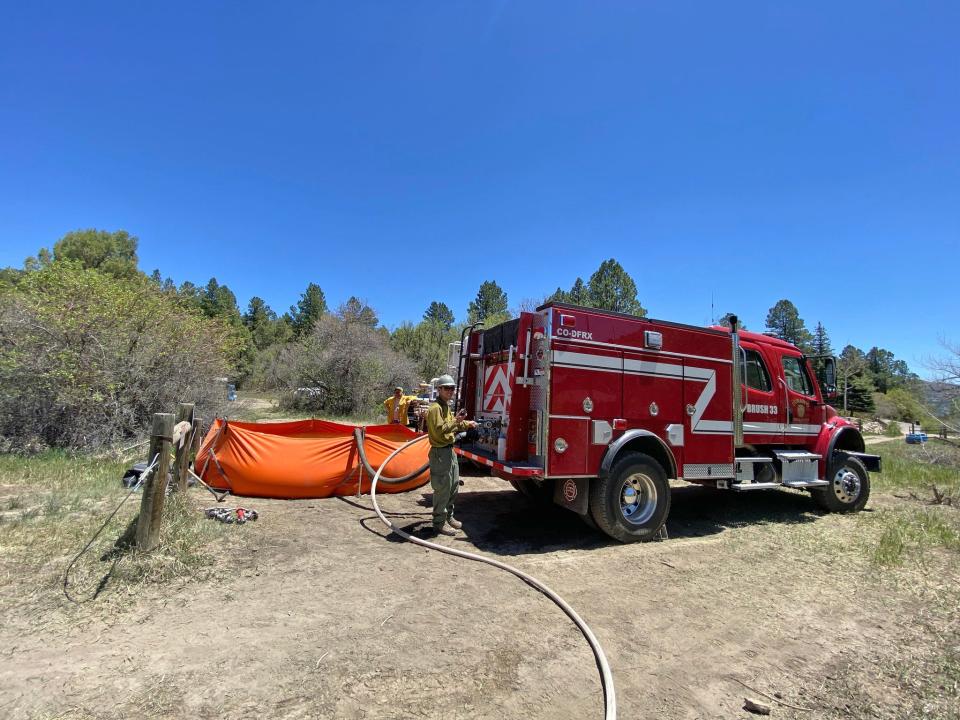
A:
[3,471,956,719]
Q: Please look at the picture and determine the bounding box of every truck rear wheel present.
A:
[813,455,870,513]
[589,452,670,543]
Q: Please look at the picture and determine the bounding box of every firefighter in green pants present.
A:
[424,375,476,536]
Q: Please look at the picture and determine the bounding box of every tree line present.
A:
[0,230,648,448]
[761,298,923,420]
[0,228,948,450]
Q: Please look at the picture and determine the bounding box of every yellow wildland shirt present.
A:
[425,400,470,448]
[383,395,416,423]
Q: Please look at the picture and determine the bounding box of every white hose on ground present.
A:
[368,434,617,720]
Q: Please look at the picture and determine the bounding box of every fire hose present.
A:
[353,427,429,484]
[365,433,617,719]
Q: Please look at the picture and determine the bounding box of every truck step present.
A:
[773,450,822,462]
[731,482,782,491]
[774,450,822,484]
[783,479,829,488]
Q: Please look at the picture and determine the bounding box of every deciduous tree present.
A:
[52,229,140,279]
[0,263,239,449]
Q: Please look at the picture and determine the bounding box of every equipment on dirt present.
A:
[235,507,258,523]
[205,507,234,523]
[365,433,616,720]
[205,506,258,524]
[453,303,882,542]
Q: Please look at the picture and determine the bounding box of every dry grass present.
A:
[0,452,234,615]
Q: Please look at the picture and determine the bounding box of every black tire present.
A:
[580,511,598,530]
[813,455,870,513]
[509,478,555,504]
[589,452,671,543]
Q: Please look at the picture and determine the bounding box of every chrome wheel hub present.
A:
[832,468,861,504]
[619,473,657,525]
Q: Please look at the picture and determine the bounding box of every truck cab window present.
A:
[744,350,772,392]
[782,356,814,396]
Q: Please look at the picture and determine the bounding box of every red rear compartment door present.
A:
[546,416,588,476]
[550,341,622,476]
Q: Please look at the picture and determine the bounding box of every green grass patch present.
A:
[864,507,960,567]
[870,438,960,500]
[861,439,960,568]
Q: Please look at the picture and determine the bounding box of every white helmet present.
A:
[435,374,456,388]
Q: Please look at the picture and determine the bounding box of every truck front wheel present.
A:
[589,452,671,543]
[813,455,870,513]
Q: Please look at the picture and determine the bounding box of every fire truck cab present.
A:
[454,302,880,543]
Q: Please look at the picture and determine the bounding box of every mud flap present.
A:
[840,451,882,473]
[552,477,590,515]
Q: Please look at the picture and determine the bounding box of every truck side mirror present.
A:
[821,357,837,399]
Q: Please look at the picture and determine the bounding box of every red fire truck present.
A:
[454,303,881,543]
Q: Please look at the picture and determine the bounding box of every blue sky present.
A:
[1,2,957,377]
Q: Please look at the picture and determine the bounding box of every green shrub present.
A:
[0,262,242,450]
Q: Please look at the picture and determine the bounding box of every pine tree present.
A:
[423,301,454,329]
[467,280,509,324]
[812,322,832,356]
[718,313,745,330]
[764,299,813,351]
[586,259,646,316]
[846,374,876,414]
[199,278,242,323]
[339,297,378,327]
[546,287,570,303]
[290,283,328,336]
[244,297,287,350]
[569,277,588,305]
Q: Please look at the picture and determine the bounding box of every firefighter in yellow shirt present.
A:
[424,375,476,536]
[383,387,416,425]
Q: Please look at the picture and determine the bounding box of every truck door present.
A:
[741,347,781,444]
[778,353,820,443]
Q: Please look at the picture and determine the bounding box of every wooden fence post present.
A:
[136,413,174,552]
[172,402,195,493]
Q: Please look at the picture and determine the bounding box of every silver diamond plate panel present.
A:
[682,463,735,480]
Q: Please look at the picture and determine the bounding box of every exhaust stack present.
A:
[730,315,744,447]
